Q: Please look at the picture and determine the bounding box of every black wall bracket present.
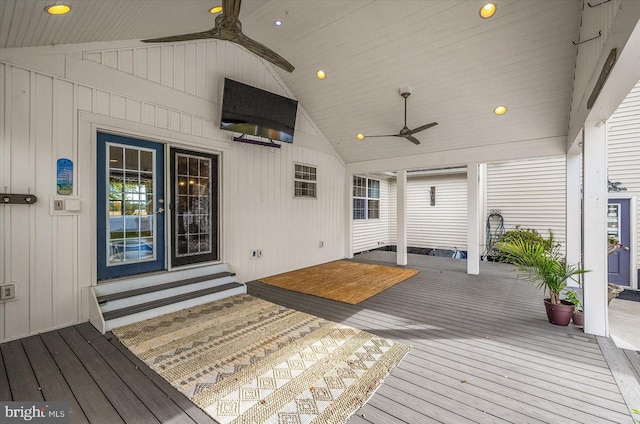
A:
[572,30,602,46]
[233,135,281,149]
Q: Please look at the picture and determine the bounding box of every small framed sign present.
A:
[56,158,73,195]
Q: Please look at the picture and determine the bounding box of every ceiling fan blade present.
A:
[365,134,402,138]
[223,0,242,21]
[409,122,438,135]
[405,135,421,145]
[142,30,219,43]
[233,32,295,72]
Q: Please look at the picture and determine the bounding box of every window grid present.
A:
[294,163,317,198]
[353,176,381,220]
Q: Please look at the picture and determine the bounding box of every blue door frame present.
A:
[97,132,165,280]
[608,198,631,286]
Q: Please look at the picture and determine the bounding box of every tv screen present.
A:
[220,78,298,143]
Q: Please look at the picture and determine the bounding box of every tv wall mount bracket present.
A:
[232,134,282,149]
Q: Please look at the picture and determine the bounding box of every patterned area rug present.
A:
[113,294,411,424]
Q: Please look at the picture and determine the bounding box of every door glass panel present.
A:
[175,153,212,258]
[607,203,620,240]
[108,143,156,265]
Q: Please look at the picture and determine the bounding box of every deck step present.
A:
[89,264,246,334]
[97,272,235,304]
[103,282,244,321]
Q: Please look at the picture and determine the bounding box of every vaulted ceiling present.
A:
[0,0,582,165]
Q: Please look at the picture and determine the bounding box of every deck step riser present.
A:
[89,263,244,334]
[94,263,229,297]
[104,285,246,331]
[99,275,237,312]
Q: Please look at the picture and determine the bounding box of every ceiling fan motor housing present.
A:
[399,85,412,97]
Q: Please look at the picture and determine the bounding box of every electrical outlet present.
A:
[0,283,16,301]
[250,249,258,259]
[257,249,263,257]
[319,241,324,248]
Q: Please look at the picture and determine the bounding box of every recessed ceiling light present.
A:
[316,70,326,79]
[480,3,497,19]
[45,4,71,15]
[274,20,283,27]
[356,133,365,140]
[494,106,507,115]
[209,6,223,14]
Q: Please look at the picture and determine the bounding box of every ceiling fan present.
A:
[362,88,437,145]
[141,0,294,73]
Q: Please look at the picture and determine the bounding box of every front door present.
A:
[97,132,166,280]
[608,199,631,286]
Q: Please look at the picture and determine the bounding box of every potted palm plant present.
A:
[497,237,588,326]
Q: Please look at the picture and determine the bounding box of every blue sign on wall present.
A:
[56,158,73,195]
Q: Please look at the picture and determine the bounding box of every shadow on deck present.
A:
[0,250,638,423]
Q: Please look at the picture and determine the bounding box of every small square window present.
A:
[294,163,317,198]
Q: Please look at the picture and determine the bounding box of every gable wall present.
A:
[0,40,345,342]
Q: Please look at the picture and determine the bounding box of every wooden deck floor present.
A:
[0,251,636,423]
[249,252,634,424]
[0,323,216,424]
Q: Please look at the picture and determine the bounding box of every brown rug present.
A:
[259,260,420,304]
[113,294,411,424]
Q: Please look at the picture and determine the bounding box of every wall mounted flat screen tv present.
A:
[220,78,298,143]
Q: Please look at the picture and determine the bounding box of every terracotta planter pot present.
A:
[543,298,574,326]
[572,311,584,327]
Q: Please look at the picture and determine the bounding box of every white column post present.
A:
[583,121,608,336]
[345,173,354,259]
[396,170,407,265]
[467,163,480,275]
[566,142,582,287]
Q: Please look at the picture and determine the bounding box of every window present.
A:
[353,176,380,219]
[294,163,317,198]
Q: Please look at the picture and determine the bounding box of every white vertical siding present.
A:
[0,40,345,342]
[608,79,640,273]
[0,63,5,342]
[352,178,391,253]
[224,142,344,280]
[486,156,567,248]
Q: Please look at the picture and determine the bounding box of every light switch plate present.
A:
[50,196,81,215]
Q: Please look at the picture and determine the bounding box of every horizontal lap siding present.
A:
[406,175,468,249]
[389,174,468,250]
[353,179,390,253]
[486,156,567,250]
[608,80,640,274]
